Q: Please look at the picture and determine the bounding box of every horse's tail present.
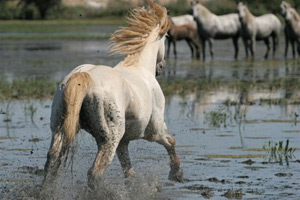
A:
[63,72,92,145]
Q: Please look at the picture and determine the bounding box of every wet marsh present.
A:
[0,29,300,199]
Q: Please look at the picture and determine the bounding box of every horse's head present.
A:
[237,2,247,23]
[156,35,166,76]
[191,1,210,22]
[280,1,291,17]
[285,7,299,22]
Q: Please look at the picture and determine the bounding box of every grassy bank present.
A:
[0,18,123,40]
[1,77,300,103]
[0,78,57,101]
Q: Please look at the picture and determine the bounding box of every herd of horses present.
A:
[40,0,299,194]
[167,1,300,60]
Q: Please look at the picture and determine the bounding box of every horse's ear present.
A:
[189,0,198,6]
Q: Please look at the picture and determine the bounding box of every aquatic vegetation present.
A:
[263,139,296,166]
[204,104,246,129]
[2,100,13,122]
[0,78,57,101]
[24,102,37,123]
[204,106,229,128]
[204,154,265,159]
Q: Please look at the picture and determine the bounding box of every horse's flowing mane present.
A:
[109,0,170,56]
[282,1,291,9]
[290,8,300,22]
[197,3,212,18]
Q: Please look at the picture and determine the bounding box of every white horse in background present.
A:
[171,14,197,29]
[280,1,300,58]
[237,2,281,59]
[43,0,183,190]
[191,1,242,60]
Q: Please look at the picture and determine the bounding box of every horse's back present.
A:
[171,14,197,29]
[50,64,100,131]
[255,14,281,37]
[202,14,239,39]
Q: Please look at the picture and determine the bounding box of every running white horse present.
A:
[191,1,241,60]
[280,1,300,58]
[43,0,183,189]
[237,2,281,59]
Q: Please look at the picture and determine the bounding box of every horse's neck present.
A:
[245,8,255,24]
[289,12,300,32]
[122,27,159,76]
[198,4,214,20]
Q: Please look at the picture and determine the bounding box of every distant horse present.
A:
[280,1,300,58]
[237,2,281,59]
[171,14,197,29]
[191,1,241,60]
[167,17,200,59]
[43,0,183,190]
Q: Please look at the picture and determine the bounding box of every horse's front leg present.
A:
[242,37,249,58]
[173,40,177,59]
[201,37,206,60]
[250,36,256,58]
[162,133,183,182]
[284,34,289,58]
[208,38,214,58]
[232,36,239,59]
[146,123,183,182]
[116,140,135,178]
[291,40,296,58]
[272,35,278,57]
[166,37,171,59]
[185,39,194,58]
[297,40,300,56]
[264,38,270,59]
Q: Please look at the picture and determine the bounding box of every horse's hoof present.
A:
[168,169,184,183]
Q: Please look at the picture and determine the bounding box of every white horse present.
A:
[191,1,241,60]
[171,14,197,29]
[43,0,183,189]
[280,1,300,58]
[237,2,281,59]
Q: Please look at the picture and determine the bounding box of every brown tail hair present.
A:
[63,72,92,145]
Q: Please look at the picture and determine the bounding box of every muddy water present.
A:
[1,36,300,199]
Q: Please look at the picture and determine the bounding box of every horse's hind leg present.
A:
[264,38,270,59]
[116,140,135,178]
[43,131,65,185]
[88,136,122,188]
[190,37,201,59]
[43,90,67,186]
[87,102,125,189]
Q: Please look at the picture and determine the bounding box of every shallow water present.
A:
[1,34,300,199]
